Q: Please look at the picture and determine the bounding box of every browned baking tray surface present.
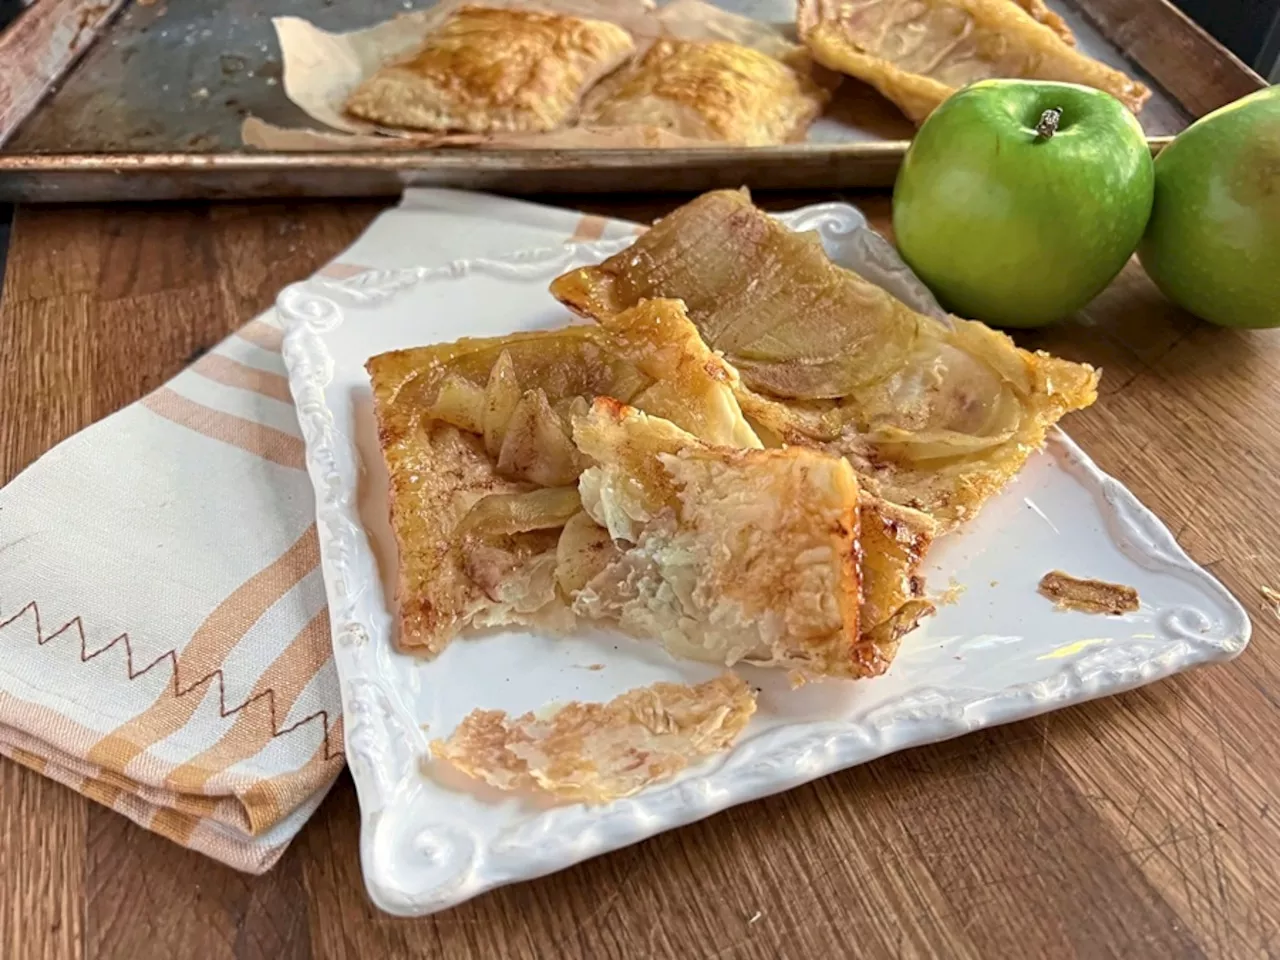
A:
[0,0,1263,202]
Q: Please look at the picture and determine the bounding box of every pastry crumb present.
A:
[431,673,756,803]
[1261,586,1280,618]
[787,670,809,690]
[935,578,966,605]
[1038,570,1139,615]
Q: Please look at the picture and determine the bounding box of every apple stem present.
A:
[1035,107,1063,140]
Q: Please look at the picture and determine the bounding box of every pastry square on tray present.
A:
[346,5,636,133]
[582,38,832,145]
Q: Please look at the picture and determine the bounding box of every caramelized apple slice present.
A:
[551,189,1099,530]
[366,299,762,654]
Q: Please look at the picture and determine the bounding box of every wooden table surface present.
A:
[1,192,1278,960]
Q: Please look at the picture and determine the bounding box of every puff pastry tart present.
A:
[367,297,933,675]
[570,399,931,679]
[551,189,1100,531]
[796,0,1149,123]
[345,5,636,133]
[581,38,832,145]
[365,299,760,656]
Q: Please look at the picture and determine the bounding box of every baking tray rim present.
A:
[0,136,1175,174]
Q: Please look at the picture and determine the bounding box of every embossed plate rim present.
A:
[277,202,1251,916]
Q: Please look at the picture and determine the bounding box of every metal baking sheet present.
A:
[0,0,1192,201]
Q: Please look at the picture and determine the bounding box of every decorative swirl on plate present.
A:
[412,824,476,880]
[783,201,868,238]
[276,282,344,333]
[1158,605,1235,650]
[365,819,480,916]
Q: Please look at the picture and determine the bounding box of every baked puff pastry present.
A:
[368,295,934,674]
[796,0,1149,124]
[345,5,636,133]
[365,299,760,657]
[432,673,756,803]
[581,38,832,145]
[572,399,894,679]
[551,189,1099,531]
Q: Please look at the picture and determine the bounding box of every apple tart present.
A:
[550,189,1100,530]
[568,398,933,678]
[366,299,754,655]
[345,5,636,133]
[794,0,1149,124]
[367,297,934,676]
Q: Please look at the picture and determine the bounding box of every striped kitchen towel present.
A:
[0,189,642,872]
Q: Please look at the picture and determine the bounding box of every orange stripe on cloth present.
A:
[240,715,344,834]
[2,744,50,775]
[191,353,293,405]
[87,526,321,774]
[570,214,609,241]
[141,388,304,470]
[0,694,284,871]
[80,777,126,813]
[236,319,284,352]
[163,608,334,796]
[85,765,226,821]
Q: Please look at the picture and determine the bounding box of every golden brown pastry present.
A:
[550,189,1100,531]
[1012,0,1074,44]
[432,673,756,802]
[795,0,1148,123]
[573,399,887,678]
[581,38,831,145]
[1037,570,1140,614]
[366,299,756,656]
[368,295,934,668]
[345,5,635,133]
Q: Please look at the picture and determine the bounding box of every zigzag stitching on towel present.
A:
[0,600,340,761]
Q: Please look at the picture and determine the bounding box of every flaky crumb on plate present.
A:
[1038,570,1139,615]
[431,673,757,803]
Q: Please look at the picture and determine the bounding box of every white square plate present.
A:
[277,203,1250,916]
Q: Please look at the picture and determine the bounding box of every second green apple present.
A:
[893,79,1154,328]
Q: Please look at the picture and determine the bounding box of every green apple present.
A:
[1138,85,1280,329]
[893,80,1154,328]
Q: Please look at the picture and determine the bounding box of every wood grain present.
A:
[1,193,1279,960]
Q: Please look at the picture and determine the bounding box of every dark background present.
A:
[1176,0,1280,76]
[0,0,1275,279]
